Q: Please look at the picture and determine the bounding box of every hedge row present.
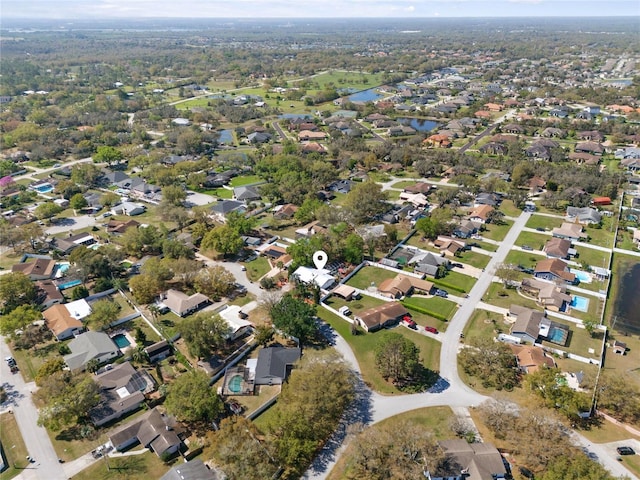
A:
[402,302,449,322]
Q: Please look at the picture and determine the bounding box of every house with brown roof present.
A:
[509,305,549,344]
[433,236,466,257]
[109,407,181,457]
[568,152,601,165]
[510,344,555,374]
[434,440,508,480]
[355,302,409,332]
[378,274,434,299]
[551,222,586,241]
[534,258,576,284]
[273,203,299,220]
[520,278,572,312]
[298,130,327,141]
[575,141,604,156]
[484,102,503,112]
[89,361,156,426]
[161,289,210,317]
[468,204,494,224]
[43,304,85,340]
[403,182,433,195]
[12,257,56,280]
[543,237,574,259]
[106,219,140,234]
[36,280,64,308]
[528,176,546,194]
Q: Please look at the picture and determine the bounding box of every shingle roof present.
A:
[255,347,301,381]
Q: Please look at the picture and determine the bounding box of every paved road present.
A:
[0,339,66,480]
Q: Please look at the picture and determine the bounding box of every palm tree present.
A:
[86,358,100,374]
[131,345,149,365]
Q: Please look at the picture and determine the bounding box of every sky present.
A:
[2,0,639,19]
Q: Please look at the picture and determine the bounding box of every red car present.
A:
[424,326,438,334]
[402,316,417,329]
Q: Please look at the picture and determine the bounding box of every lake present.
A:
[348,88,383,102]
[397,117,439,132]
[612,261,640,334]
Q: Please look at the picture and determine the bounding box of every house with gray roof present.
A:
[64,331,120,371]
[566,206,601,225]
[433,440,508,480]
[160,459,221,480]
[409,251,450,277]
[109,407,181,457]
[161,289,210,317]
[254,347,301,386]
[509,305,548,344]
[210,200,246,223]
[89,361,155,426]
[233,185,261,202]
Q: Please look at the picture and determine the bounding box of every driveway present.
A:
[45,214,97,235]
[185,190,216,207]
[0,338,66,480]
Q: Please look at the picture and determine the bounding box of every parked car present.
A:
[402,316,417,329]
[424,326,438,334]
[339,306,351,316]
[519,466,535,479]
[451,263,463,268]
[5,357,16,367]
[617,446,635,456]
[535,227,545,232]
[434,289,448,298]
[521,245,533,251]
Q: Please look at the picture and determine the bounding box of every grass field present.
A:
[317,308,440,395]
[481,220,513,241]
[230,175,262,187]
[402,295,458,321]
[433,270,477,293]
[516,231,550,251]
[71,451,172,480]
[500,199,522,217]
[244,256,271,281]
[573,245,610,269]
[462,309,506,342]
[455,250,491,269]
[0,413,29,479]
[525,214,563,230]
[324,294,387,316]
[503,250,543,269]
[584,218,616,248]
[326,406,456,480]
[484,283,538,311]
[346,266,397,290]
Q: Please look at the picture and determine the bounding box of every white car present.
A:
[339,306,351,316]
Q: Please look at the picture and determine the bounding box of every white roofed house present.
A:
[218,305,254,341]
[161,289,211,317]
[291,266,336,290]
[111,201,146,216]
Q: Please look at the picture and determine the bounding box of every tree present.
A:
[37,371,100,430]
[35,358,66,386]
[0,305,41,337]
[71,163,102,187]
[269,293,318,345]
[54,179,82,200]
[129,274,162,304]
[100,191,121,208]
[165,370,224,423]
[494,263,519,288]
[93,145,124,165]
[194,265,236,300]
[179,312,231,360]
[541,454,616,480]
[226,211,256,236]
[70,284,89,300]
[86,299,121,330]
[343,181,388,224]
[69,192,88,212]
[254,324,275,346]
[594,373,640,424]
[213,416,279,480]
[294,198,322,224]
[161,185,187,207]
[0,272,38,313]
[345,420,446,480]
[458,337,519,390]
[34,202,63,221]
[374,332,421,385]
[343,233,364,264]
[582,319,596,337]
[201,225,244,257]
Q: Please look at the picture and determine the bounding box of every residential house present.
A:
[106,219,140,234]
[592,196,612,206]
[433,440,508,480]
[502,123,524,134]
[543,237,574,259]
[479,142,508,156]
[160,459,220,480]
[355,302,409,332]
[410,251,450,277]
[541,127,566,138]
[89,361,155,426]
[575,141,604,156]
[528,176,546,194]
[52,232,97,255]
[109,408,181,457]
[399,191,429,208]
[568,152,601,165]
[144,340,173,363]
[218,305,253,341]
[612,340,627,355]
[295,220,328,238]
[36,280,64,308]
[273,204,298,220]
[577,130,605,142]
[566,206,601,225]
[298,130,327,141]
[247,132,272,144]
[331,284,357,301]
[254,347,301,386]
[210,200,246,223]
[468,204,494,224]
[403,182,433,195]
[111,201,145,216]
[551,222,587,241]
[161,289,210,317]
[433,236,467,257]
[378,274,434,299]
[509,305,549,344]
[534,258,576,284]
[474,192,501,207]
[521,278,572,312]
[64,331,120,371]
[509,344,555,374]
[12,257,56,280]
[233,185,261,202]
[453,220,479,239]
[328,179,353,194]
[291,266,335,290]
[43,303,85,340]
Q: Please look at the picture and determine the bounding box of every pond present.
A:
[348,88,383,102]
[612,262,640,334]
[279,113,313,120]
[396,117,440,132]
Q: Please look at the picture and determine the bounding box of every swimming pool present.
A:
[33,184,54,193]
[112,334,131,349]
[569,269,592,284]
[227,374,243,394]
[570,295,590,312]
[547,325,569,346]
[58,279,82,290]
[54,262,70,278]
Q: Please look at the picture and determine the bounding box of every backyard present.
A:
[346,265,397,290]
[324,293,387,317]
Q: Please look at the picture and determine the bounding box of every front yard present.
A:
[481,220,513,242]
[0,413,29,479]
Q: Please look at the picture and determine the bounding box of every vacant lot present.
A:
[516,231,550,250]
[481,220,513,242]
[346,266,397,290]
[402,296,458,321]
[71,450,171,480]
[525,214,563,230]
[324,294,387,316]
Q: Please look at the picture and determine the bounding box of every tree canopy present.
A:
[374,332,421,386]
[165,370,224,424]
[269,293,318,345]
[179,312,231,360]
[0,272,38,313]
[458,337,519,390]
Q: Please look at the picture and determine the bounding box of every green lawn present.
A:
[481,220,513,241]
[0,413,29,478]
[389,180,419,189]
[71,451,172,480]
[462,309,507,342]
[515,231,550,251]
[500,199,522,217]
[346,266,397,290]
[525,214,563,230]
[230,175,262,187]
[538,317,604,359]
[432,270,477,293]
[503,250,543,269]
[584,219,616,248]
[402,295,458,321]
[10,339,62,383]
[211,188,233,199]
[455,250,490,269]
[317,308,440,395]
[474,241,498,252]
[484,283,538,311]
[574,245,610,269]
[324,294,387,316]
[244,256,271,281]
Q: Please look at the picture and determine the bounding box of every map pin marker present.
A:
[313,250,328,270]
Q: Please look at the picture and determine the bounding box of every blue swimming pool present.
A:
[33,184,54,193]
[58,279,82,290]
[570,295,590,312]
[570,269,592,284]
[227,374,243,394]
[547,325,569,346]
[112,334,131,349]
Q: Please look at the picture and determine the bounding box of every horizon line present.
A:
[2,15,639,20]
